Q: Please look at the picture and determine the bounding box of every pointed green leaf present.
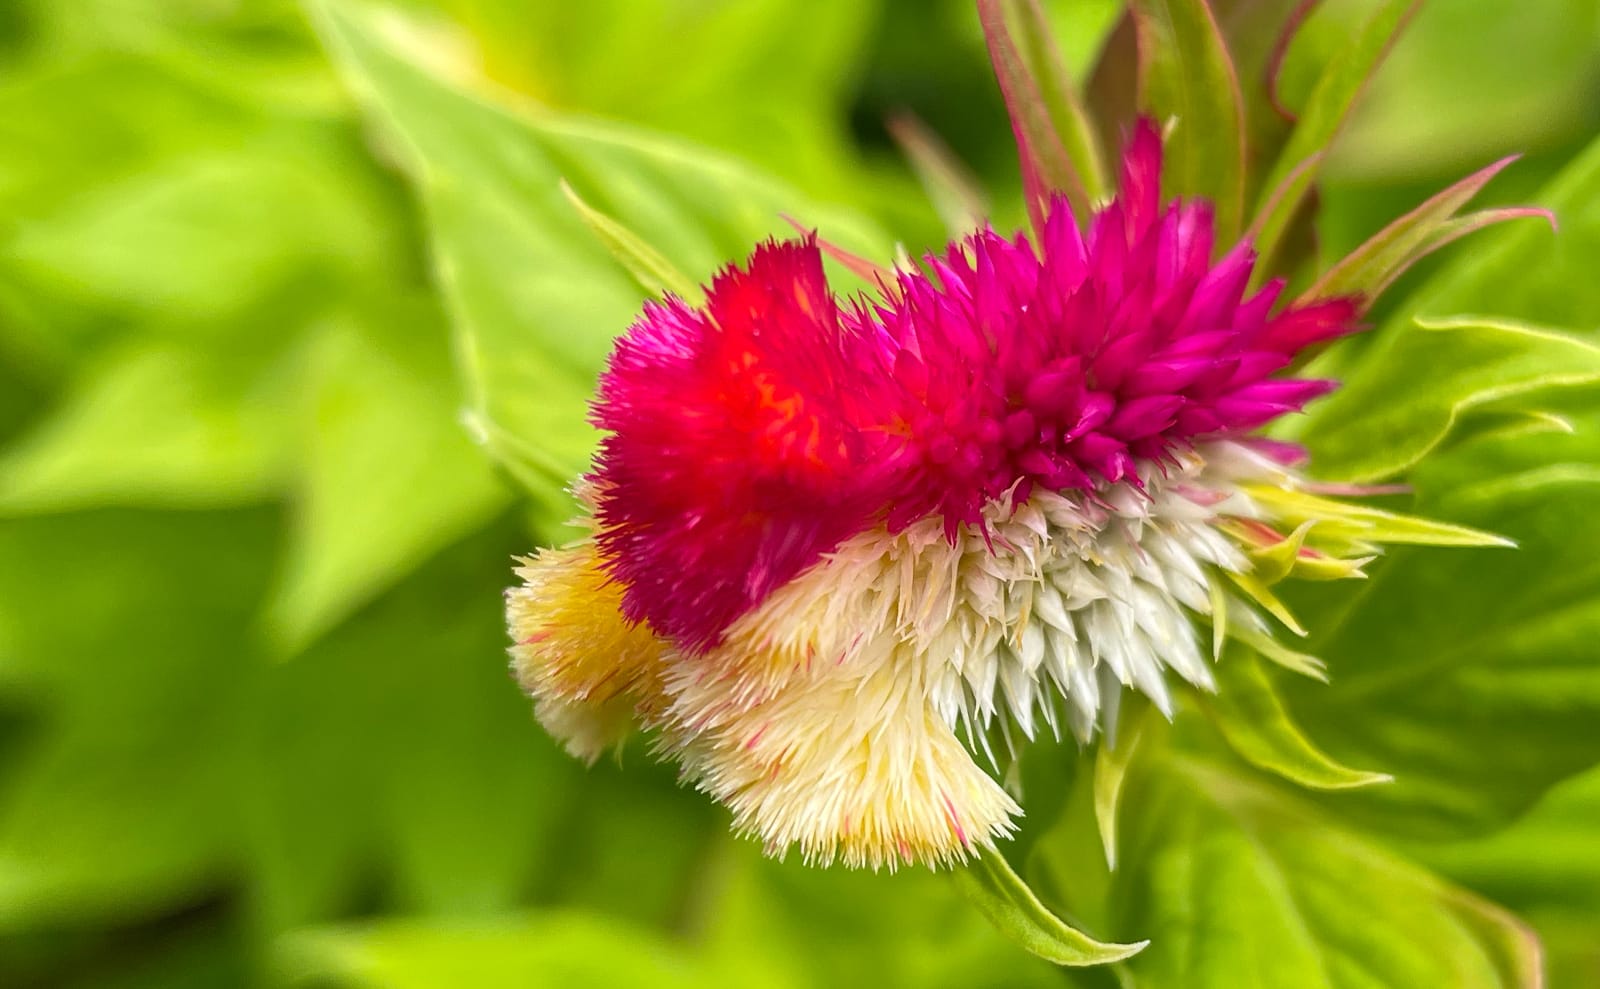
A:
[1206,643,1393,791]
[1112,757,1543,989]
[888,113,989,236]
[1304,157,1538,302]
[309,0,890,498]
[978,0,1091,227]
[1092,708,1147,870]
[1129,0,1247,238]
[0,339,297,514]
[954,845,1148,967]
[264,301,508,654]
[1252,0,1418,274]
[1221,605,1329,681]
[1006,0,1110,202]
[1297,315,1600,482]
[1408,129,1600,329]
[1243,483,1515,548]
[559,181,700,301]
[1225,570,1307,636]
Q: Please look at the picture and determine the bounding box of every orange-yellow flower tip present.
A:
[507,540,666,762]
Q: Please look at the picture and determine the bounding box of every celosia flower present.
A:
[507,16,1540,872]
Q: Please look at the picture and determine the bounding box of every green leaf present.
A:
[1412,764,1600,988]
[433,0,877,198]
[953,845,1148,967]
[1281,430,1600,837]
[701,846,1066,989]
[0,509,277,928]
[8,143,381,328]
[264,298,508,654]
[1242,481,1516,548]
[977,0,1092,226]
[1110,756,1542,989]
[1129,0,1247,239]
[1005,0,1110,202]
[1298,315,1600,482]
[1204,643,1393,791]
[1330,0,1600,181]
[1304,158,1546,303]
[1092,704,1147,869]
[245,522,581,930]
[309,0,890,498]
[559,181,700,300]
[887,113,989,236]
[0,339,298,514]
[0,53,252,224]
[280,913,711,989]
[1409,130,1600,330]
[1252,0,1418,274]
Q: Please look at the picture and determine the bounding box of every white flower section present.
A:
[649,442,1279,867]
[716,442,1274,744]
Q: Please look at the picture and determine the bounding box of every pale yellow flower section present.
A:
[665,625,1021,870]
[507,540,667,762]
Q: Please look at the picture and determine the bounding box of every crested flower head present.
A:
[506,0,1544,867]
[507,118,1426,869]
[591,120,1358,659]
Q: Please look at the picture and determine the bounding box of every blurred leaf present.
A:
[1410,131,1600,331]
[702,846,1067,989]
[433,0,879,196]
[8,141,384,331]
[954,844,1147,966]
[1008,0,1110,201]
[1304,159,1548,305]
[1130,0,1247,238]
[0,907,255,989]
[0,509,276,928]
[264,298,507,653]
[1092,704,1146,869]
[1416,762,1600,915]
[1331,0,1600,182]
[245,521,577,930]
[888,112,989,236]
[1252,0,1417,273]
[281,913,713,989]
[310,0,890,500]
[559,181,700,300]
[1110,755,1542,989]
[0,54,251,221]
[0,338,300,514]
[978,0,1091,226]
[1281,425,1600,837]
[1299,316,1600,483]
[1204,643,1393,791]
[1412,764,1600,989]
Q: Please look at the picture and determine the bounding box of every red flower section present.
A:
[591,120,1361,652]
[592,241,886,653]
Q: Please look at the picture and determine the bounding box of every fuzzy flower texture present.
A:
[508,120,1486,869]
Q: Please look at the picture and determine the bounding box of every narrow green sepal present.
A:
[954,845,1149,967]
[559,180,701,301]
[1206,643,1394,791]
[1244,484,1515,548]
[1093,702,1148,870]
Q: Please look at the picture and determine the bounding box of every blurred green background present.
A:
[0,1,1597,987]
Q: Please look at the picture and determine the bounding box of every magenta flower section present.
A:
[592,119,1362,653]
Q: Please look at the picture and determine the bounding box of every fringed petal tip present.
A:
[507,542,667,760]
